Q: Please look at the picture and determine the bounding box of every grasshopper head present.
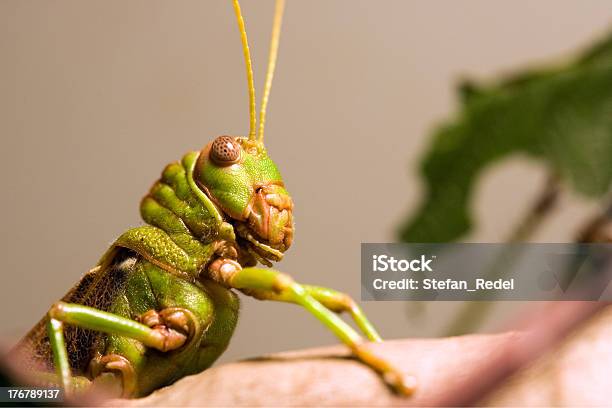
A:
[195,136,294,262]
[196,1,291,263]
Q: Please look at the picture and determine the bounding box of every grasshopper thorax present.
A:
[194,136,294,264]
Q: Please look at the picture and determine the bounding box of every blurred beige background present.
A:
[1,0,611,364]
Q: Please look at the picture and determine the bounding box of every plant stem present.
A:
[444,172,561,336]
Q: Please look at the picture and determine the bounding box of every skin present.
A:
[16,137,414,398]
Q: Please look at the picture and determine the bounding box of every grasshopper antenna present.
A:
[232,0,257,141]
[258,0,286,143]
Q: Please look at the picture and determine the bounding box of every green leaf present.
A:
[399,31,612,243]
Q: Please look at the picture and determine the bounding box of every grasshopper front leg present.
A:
[208,259,416,395]
[240,283,381,342]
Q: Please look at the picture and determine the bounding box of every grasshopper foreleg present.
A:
[301,285,381,342]
[208,259,416,395]
[242,284,381,342]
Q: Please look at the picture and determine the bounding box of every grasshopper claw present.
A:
[384,371,417,396]
[90,354,136,397]
[353,342,416,396]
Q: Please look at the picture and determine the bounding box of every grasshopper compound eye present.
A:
[210,136,241,165]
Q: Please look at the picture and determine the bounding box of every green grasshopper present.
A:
[15,0,414,398]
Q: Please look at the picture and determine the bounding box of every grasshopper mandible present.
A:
[15,0,414,398]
